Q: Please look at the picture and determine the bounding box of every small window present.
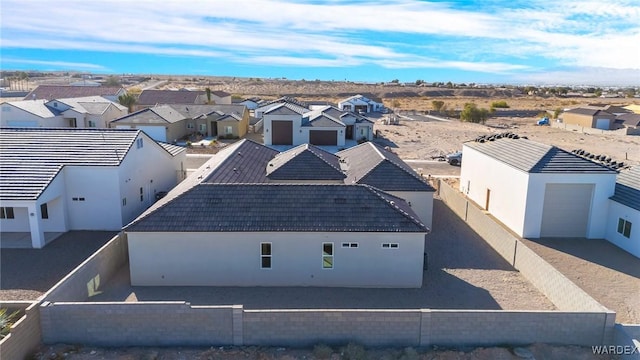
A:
[225,126,233,135]
[341,242,358,248]
[122,198,127,206]
[139,187,144,202]
[322,242,333,269]
[136,137,144,149]
[88,120,96,128]
[617,218,632,238]
[72,197,78,201]
[79,197,85,201]
[187,123,194,129]
[40,203,48,219]
[199,123,207,132]
[382,243,399,249]
[261,242,272,269]
[0,207,15,219]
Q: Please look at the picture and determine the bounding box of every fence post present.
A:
[232,305,244,346]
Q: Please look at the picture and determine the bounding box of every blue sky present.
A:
[1,0,639,86]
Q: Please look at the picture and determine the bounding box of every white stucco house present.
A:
[0,96,127,128]
[460,134,617,239]
[0,128,186,248]
[338,94,384,113]
[606,167,639,257]
[125,139,433,288]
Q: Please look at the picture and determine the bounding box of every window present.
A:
[72,197,78,201]
[88,120,96,128]
[40,203,48,219]
[261,242,272,269]
[140,187,144,202]
[0,207,15,219]
[136,137,144,149]
[187,123,194,129]
[225,126,233,135]
[341,242,358,248]
[79,197,85,201]
[199,123,207,132]
[617,218,632,238]
[122,198,127,206]
[382,243,399,249]
[322,242,333,269]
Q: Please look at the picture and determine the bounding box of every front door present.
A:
[346,125,354,140]
[210,121,217,136]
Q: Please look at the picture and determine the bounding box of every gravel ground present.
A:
[520,237,640,324]
[91,200,555,310]
[0,231,117,301]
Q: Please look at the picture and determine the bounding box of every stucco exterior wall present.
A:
[128,231,425,287]
[460,145,530,236]
[64,166,122,230]
[355,123,374,141]
[605,201,640,258]
[0,104,51,127]
[562,113,595,128]
[525,173,616,238]
[388,191,433,229]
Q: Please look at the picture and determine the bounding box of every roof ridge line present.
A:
[363,185,428,232]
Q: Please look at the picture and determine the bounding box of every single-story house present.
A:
[124,139,432,287]
[338,94,384,113]
[135,90,207,111]
[110,104,248,142]
[606,167,639,258]
[254,97,309,119]
[0,96,128,128]
[209,90,232,104]
[0,128,186,248]
[614,113,640,133]
[235,98,261,110]
[561,107,616,130]
[24,85,126,102]
[460,134,617,239]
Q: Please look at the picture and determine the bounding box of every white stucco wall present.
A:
[0,205,30,231]
[0,104,50,127]
[605,201,640,258]
[64,166,122,230]
[388,191,433,229]
[460,145,530,236]
[37,172,68,232]
[355,123,374,140]
[128,231,425,288]
[525,173,616,238]
[262,113,304,146]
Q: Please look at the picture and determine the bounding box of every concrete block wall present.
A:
[243,309,421,346]
[464,201,518,263]
[40,302,234,346]
[438,181,468,219]
[0,301,42,360]
[44,233,127,302]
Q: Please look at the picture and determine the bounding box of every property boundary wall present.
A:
[0,301,42,360]
[552,121,640,136]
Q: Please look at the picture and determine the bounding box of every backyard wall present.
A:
[0,301,42,360]
[552,121,638,136]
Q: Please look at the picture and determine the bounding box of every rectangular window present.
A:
[72,197,78,201]
[225,126,233,135]
[341,242,358,248]
[617,218,632,238]
[261,242,272,269]
[40,203,48,219]
[122,198,127,206]
[322,242,333,269]
[88,120,96,128]
[382,243,399,249]
[199,123,207,132]
[187,123,194,129]
[136,137,144,149]
[140,187,144,202]
[79,197,85,201]
[0,207,15,219]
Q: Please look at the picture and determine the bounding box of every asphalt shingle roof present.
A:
[137,90,205,106]
[125,184,428,233]
[611,166,640,211]
[337,142,435,191]
[464,137,616,173]
[0,128,139,200]
[24,85,124,101]
[203,139,279,184]
[267,144,345,180]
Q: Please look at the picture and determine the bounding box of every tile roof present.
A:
[0,128,139,200]
[3,100,60,118]
[203,139,279,184]
[616,113,640,127]
[337,142,435,192]
[158,142,187,157]
[564,107,614,117]
[267,144,346,180]
[210,90,231,98]
[169,104,246,119]
[24,85,124,101]
[263,102,309,115]
[611,166,640,211]
[125,184,428,233]
[302,112,345,127]
[137,90,205,106]
[57,96,127,114]
[464,137,616,173]
[111,105,186,124]
[218,113,243,121]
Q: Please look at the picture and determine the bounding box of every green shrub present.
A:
[340,342,366,360]
[313,344,334,359]
[0,308,20,339]
[490,100,509,109]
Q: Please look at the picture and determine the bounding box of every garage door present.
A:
[309,130,337,145]
[272,121,293,145]
[136,126,166,142]
[595,118,610,130]
[540,183,593,237]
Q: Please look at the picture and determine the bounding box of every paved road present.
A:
[404,159,461,177]
[398,112,452,122]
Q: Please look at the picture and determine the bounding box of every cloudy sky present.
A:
[1,0,639,85]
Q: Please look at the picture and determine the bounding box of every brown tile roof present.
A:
[137,90,205,106]
[24,85,124,100]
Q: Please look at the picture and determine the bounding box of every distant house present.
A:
[24,85,126,102]
[613,113,640,134]
[562,107,616,130]
[263,104,373,146]
[135,90,207,111]
[110,104,249,142]
[0,96,127,128]
[0,128,186,248]
[460,135,617,239]
[606,167,639,258]
[125,139,431,287]
[236,98,261,110]
[338,94,384,113]
[208,90,232,104]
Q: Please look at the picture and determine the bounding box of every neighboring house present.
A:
[254,97,309,119]
[614,113,640,133]
[460,135,617,239]
[236,98,261,110]
[0,96,127,128]
[110,104,248,142]
[209,90,232,104]
[125,139,430,287]
[338,94,384,113]
[24,85,126,102]
[561,107,616,130]
[0,128,186,248]
[606,166,640,258]
[135,90,207,111]
[263,104,374,146]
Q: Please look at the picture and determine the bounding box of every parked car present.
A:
[537,117,550,126]
[445,151,462,166]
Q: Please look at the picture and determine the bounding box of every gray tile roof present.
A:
[125,184,428,233]
[564,107,614,117]
[137,90,205,106]
[263,102,309,115]
[611,166,640,211]
[24,85,124,101]
[464,137,616,174]
[302,112,346,127]
[0,128,139,200]
[170,104,246,119]
[267,144,346,180]
[203,139,279,184]
[337,142,435,192]
[4,100,60,118]
[111,105,186,124]
[616,113,640,127]
[158,142,187,157]
[210,90,231,98]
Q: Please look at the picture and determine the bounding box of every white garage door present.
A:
[540,183,594,237]
[136,126,166,142]
[7,120,38,127]
[595,118,610,130]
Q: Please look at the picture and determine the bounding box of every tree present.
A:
[446,81,453,88]
[118,93,137,113]
[460,103,489,124]
[431,100,446,112]
[594,88,603,97]
[553,108,562,119]
[415,79,424,86]
[105,76,121,87]
[390,79,400,84]
[490,100,509,109]
[205,87,212,104]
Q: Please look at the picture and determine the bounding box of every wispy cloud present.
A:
[1,58,108,71]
